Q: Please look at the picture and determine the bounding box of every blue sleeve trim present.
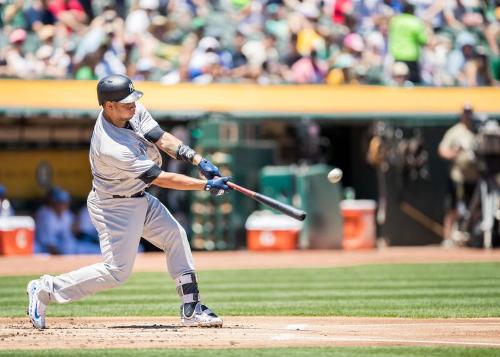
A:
[144,126,165,143]
[138,165,162,184]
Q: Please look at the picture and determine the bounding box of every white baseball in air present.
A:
[327,168,343,184]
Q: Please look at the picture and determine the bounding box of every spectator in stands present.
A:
[34,187,77,255]
[296,4,324,58]
[485,13,499,71]
[2,0,27,30]
[74,52,98,79]
[264,4,289,46]
[361,31,386,84]
[130,15,177,80]
[24,0,56,32]
[327,52,355,84]
[223,31,249,81]
[93,37,127,79]
[0,0,498,86]
[238,38,265,82]
[438,103,480,247]
[0,185,14,217]
[450,33,494,87]
[34,24,71,78]
[473,48,494,86]
[5,29,38,79]
[388,61,414,87]
[291,48,328,83]
[327,33,364,85]
[388,2,427,83]
[125,0,159,38]
[343,32,365,74]
[421,33,454,86]
[331,0,354,26]
[188,36,223,83]
[260,33,284,84]
[47,0,87,34]
[132,57,156,81]
[443,0,485,31]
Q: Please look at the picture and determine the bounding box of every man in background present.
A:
[34,187,78,255]
[389,2,427,84]
[438,103,479,247]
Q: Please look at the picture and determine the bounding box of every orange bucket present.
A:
[0,217,35,256]
[246,230,299,251]
[245,212,303,251]
[340,200,376,250]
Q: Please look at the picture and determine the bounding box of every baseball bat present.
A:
[227,181,307,221]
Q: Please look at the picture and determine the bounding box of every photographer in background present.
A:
[439,103,480,247]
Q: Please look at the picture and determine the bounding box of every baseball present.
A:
[327,168,343,183]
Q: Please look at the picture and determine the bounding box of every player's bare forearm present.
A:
[155,132,202,164]
[155,132,182,158]
[151,171,206,190]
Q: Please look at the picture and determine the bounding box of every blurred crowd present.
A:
[0,0,499,86]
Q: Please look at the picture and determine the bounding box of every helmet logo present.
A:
[129,83,134,92]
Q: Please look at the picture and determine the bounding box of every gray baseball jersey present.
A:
[90,102,162,196]
[38,102,195,304]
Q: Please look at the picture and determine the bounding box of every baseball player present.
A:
[27,74,230,329]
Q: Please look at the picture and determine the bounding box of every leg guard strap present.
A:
[175,273,200,304]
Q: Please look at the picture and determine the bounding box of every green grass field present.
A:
[1,262,499,356]
[1,262,499,318]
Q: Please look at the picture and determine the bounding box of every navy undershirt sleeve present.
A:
[138,165,162,184]
[144,126,165,143]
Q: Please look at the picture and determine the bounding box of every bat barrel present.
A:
[227,181,306,221]
[254,193,307,221]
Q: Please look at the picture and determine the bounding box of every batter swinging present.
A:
[27,74,231,329]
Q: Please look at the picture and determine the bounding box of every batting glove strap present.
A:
[205,177,231,196]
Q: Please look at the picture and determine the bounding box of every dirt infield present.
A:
[1,317,500,349]
[1,247,499,350]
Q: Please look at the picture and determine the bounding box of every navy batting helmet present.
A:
[97,74,143,105]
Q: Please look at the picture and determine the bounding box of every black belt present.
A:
[112,191,145,198]
[92,188,145,198]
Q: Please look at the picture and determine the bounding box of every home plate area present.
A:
[1,316,499,350]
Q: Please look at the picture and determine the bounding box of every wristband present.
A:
[176,144,197,163]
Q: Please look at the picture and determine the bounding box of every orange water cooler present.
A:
[245,212,304,251]
[340,200,376,250]
[0,217,35,256]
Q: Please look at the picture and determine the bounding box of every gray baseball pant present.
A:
[38,191,195,304]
